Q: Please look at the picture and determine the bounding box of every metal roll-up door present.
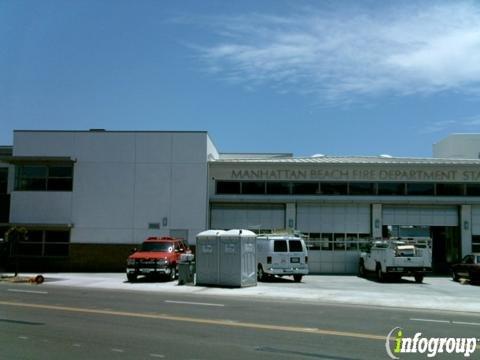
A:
[210,203,285,230]
[382,205,458,226]
[472,206,480,235]
[296,204,370,233]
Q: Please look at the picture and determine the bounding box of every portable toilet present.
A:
[196,229,257,287]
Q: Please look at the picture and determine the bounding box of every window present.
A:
[466,184,480,196]
[378,182,405,195]
[16,230,70,257]
[266,182,290,195]
[472,236,480,253]
[216,181,241,194]
[406,183,435,196]
[292,182,319,195]
[349,182,375,195]
[15,165,73,191]
[0,168,7,194]
[320,182,348,195]
[288,240,303,252]
[242,181,265,194]
[436,183,464,196]
[273,240,288,252]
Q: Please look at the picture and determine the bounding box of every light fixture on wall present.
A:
[288,219,294,228]
[162,217,168,227]
[374,219,380,229]
[464,220,469,231]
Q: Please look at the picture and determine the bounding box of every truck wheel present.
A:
[127,273,137,282]
[257,265,266,282]
[414,274,424,283]
[293,274,303,282]
[169,267,176,281]
[452,271,459,282]
[358,261,366,277]
[376,265,384,283]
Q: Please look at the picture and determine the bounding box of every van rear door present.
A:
[273,239,289,269]
[288,239,306,265]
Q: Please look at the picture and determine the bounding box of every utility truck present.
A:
[358,237,432,283]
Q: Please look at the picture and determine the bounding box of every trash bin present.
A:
[178,253,195,285]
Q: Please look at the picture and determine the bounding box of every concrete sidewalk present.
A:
[6,272,479,314]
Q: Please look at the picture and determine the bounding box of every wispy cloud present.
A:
[419,115,480,134]
[193,1,480,103]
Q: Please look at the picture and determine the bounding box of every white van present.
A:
[256,235,309,282]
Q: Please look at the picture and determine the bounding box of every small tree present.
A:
[5,226,28,277]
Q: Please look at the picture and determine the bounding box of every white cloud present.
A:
[195,1,480,103]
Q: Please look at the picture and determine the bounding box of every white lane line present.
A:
[18,336,29,340]
[149,354,165,358]
[111,348,124,353]
[164,300,224,307]
[7,289,48,295]
[452,321,480,326]
[410,318,450,324]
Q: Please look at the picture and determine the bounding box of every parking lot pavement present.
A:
[9,272,479,313]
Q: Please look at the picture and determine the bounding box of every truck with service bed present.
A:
[358,237,432,283]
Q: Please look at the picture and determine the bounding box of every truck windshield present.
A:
[141,242,174,252]
[289,240,303,252]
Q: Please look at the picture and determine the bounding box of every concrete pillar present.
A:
[286,203,296,230]
[461,205,472,257]
[372,204,382,239]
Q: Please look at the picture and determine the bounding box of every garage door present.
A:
[297,204,370,233]
[382,205,458,226]
[210,203,285,230]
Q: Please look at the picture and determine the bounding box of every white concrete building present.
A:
[1,130,480,272]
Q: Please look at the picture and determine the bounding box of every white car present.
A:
[256,234,309,282]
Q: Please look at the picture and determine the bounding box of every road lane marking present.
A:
[111,348,124,353]
[0,300,385,341]
[7,289,48,295]
[410,318,450,324]
[452,321,480,326]
[149,354,165,358]
[164,300,224,307]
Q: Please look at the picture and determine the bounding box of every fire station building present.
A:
[1,130,480,273]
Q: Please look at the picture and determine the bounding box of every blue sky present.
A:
[1,0,480,157]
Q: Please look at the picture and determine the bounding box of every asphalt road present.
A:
[1,283,479,360]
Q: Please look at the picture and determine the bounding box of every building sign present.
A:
[229,168,480,182]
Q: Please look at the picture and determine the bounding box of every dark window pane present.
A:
[0,195,9,223]
[349,182,375,195]
[436,183,464,196]
[274,240,287,252]
[47,178,73,191]
[17,243,42,256]
[26,231,43,243]
[266,182,290,195]
[48,166,73,178]
[407,183,435,196]
[0,168,7,194]
[19,166,47,178]
[378,183,405,195]
[466,184,480,196]
[242,181,265,194]
[216,181,241,194]
[292,182,319,195]
[45,231,70,243]
[44,243,69,256]
[320,183,348,195]
[289,240,303,252]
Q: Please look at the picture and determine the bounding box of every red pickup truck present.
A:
[126,237,189,282]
